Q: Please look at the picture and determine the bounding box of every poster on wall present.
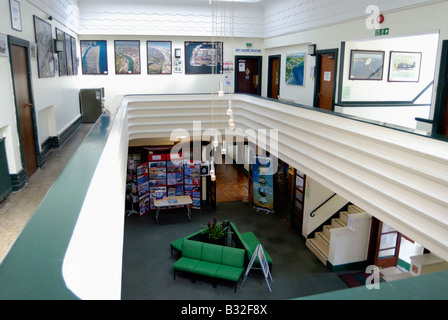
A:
[115,40,141,74]
[388,51,422,82]
[252,156,274,212]
[80,40,108,75]
[349,50,385,80]
[147,41,172,74]
[184,41,223,74]
[0,34,8,57]
[33,15,55,78]
[286,52,306,86]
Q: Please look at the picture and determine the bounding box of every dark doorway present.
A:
[268,55,281,99]
[235,56,262,96]
[434,40,448,136]
[314,49,338,111]
[9,37,39,179]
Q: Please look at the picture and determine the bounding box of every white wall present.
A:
[0,0,81,175]
[262,1,448,128]
[79,35,263,106]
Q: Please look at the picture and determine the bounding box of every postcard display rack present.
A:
[135,154,201,216]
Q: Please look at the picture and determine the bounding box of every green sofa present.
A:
[229,222,272,268]
[173,239,246,292]
[170,221,272,268]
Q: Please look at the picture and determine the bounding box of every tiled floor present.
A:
[0,124,93,263]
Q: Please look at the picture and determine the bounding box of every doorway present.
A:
[434,40,448,136]
[314,49,338,111]
[268,55,281,99]
[235,56,262,96]
[9,36,39,179]
[371,219,402,268]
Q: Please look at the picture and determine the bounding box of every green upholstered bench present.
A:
[229,222,272,268]
[173,240,245,292]
[170,229,204,256]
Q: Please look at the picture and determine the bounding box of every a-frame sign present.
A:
[241,244,273,292]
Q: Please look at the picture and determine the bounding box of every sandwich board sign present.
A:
[241,244,273,292]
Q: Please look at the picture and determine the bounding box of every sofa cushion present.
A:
[173,257,201,273]
[221,246,245,268]
[170,238,184,253]
[183,240,203,260]
[216,265,244,282]
[201,243,223,264]
[194,261,221,277]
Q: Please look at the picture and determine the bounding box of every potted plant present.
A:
[202,217,228,245]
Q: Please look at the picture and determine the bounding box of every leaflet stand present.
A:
[240,244,273,292]
[126,160,139,216]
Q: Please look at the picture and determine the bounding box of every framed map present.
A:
[80,40,108,75]
[33,15,55,78]
[115,40,141,74]
[147,41,172,74]
[286,52,306,86]
[185,41,223,74]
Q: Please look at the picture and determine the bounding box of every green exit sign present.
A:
[246,43,253,47]
[375,28,390,36]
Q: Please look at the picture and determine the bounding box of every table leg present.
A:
[156,208,160,223]
[187,205,192,221]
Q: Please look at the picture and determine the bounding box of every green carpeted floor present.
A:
[121,201,350,300]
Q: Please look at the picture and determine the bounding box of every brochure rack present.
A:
[184,160,202,210]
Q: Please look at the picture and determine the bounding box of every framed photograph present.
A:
[56,28,67,76]
[65,33,73,76]
[185,41,223,74]
[70,36,78,75]
[10,0,22,32]
[80,40,108,75]
[147,41,172,74]
[349,50,385,80]
[388,51,422,82]
[115,40,141,74]
[0,33,9,57]
[33,15,55,78]
[286,52,306,86]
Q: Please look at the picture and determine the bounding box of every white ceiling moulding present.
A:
[28,0,80,34]
[77,1,264,37]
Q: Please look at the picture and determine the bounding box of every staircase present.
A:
[306,205,364,265]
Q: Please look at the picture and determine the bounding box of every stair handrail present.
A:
[310,193,337,217]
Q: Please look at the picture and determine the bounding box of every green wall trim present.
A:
[10,169,27,191]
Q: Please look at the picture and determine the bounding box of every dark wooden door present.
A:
[236,57,261,95]
[268,56,280,99]
[11,44,38,179]
[317,53,336,111]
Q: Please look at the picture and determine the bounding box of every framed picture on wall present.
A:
[286,52,306,86]
[349,50,385,80]
[56,28,68,76]
[184,41,223,74]
[147,41,172,74]
[115,40,141,74]
[10,0,22,31]
[33,15,55,78]
[388,51,422,82]
[80,40,108,75]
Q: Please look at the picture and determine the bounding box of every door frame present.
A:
[267,55,281,99]
[234,55,263,96]
[8,35,41,177]
[313,48,339,111]
[433,39,448,135]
